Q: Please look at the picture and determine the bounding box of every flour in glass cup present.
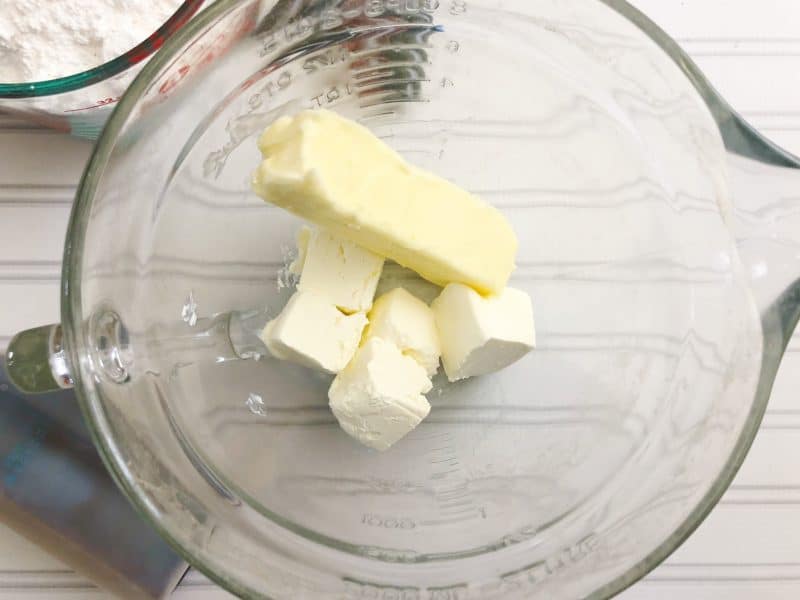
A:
[0,0,184,108]
[0,0,185,82]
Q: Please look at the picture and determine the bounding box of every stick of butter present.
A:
[252,109,518,295]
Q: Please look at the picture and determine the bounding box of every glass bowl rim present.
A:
[62,0,790,598]
[0,0,205,99]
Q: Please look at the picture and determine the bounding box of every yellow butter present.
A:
[252,110,517,295]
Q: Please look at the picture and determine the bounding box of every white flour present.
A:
[0,0,183,83]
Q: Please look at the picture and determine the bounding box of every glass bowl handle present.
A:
[5,325,73,394]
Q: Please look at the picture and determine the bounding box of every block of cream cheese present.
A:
[252,109,517,295]
[432,283,535,382]
[364,287,441,376]
[288,225,312,276]
[329,337,432,451]
[262,291,367,374]
[296,226,384,313]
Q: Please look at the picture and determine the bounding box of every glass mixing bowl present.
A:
[0,0,206,139]
[6,0,800,598]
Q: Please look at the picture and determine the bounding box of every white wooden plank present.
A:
[692,55,800,115]
[621,580,800,600]
[0,206,70,264]
[767,351,800,412]
[0,133,91,187]
[0,526,69,572]
[666,504,800,564]
[631,0,800,40]
[727,429,800,493]
[652,563,800,581]
[683,40,800,57]
[750,128,800,159]
[0,282,60,337]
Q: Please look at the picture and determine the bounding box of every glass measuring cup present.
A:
[0,0,206,139]
[5,0,800,597]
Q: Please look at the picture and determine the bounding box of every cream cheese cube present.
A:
[261,291,367,374]
[329,337,432,451]
[432,283,535,382]
[364,287,441,376]
[297,227,384,314]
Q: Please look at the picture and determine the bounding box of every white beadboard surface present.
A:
[1,1,799,598]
